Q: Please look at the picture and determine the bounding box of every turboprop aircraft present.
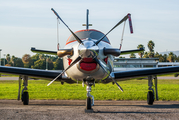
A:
[0,8,179,112]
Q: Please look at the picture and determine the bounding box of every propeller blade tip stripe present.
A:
[127,14,133,34]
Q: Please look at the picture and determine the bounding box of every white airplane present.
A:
[0,8,179,112]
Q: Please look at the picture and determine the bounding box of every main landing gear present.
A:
[147,75,158,105]
[84,80,94,113]
[18,75,29,105]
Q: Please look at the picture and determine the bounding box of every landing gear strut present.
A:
[85,80,94,113]
[147,75,158,105]
[18,75,29,105]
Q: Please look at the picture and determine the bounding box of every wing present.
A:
[111,66,179,80]
[0,66,75,83]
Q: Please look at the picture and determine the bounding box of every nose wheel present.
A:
[86,97,91,109]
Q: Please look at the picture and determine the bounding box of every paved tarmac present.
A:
[0,100,179,120]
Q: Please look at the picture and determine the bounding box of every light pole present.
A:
[46,56,48,70]
[4,54,6,66]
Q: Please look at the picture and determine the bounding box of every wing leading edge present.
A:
[0,66,75,83]
[112,66,179,79]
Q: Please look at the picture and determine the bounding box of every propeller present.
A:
[47,56,82,86]
[95,13,132,45]
[51,8,84,45]
[49,9,129,89]
[93,57,123,92]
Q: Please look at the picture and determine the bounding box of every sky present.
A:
[0,0,179,58]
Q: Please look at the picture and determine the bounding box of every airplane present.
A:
[0,8,179,112]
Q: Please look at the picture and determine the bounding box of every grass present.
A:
[0,79,179,101]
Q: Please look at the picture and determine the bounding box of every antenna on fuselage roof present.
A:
[82,9,92,30]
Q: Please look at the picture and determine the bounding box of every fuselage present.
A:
[63,29,114,81]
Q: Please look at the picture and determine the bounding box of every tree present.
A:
[46,58,54,70]
[154,52,159,58]
[14,58,24,67]
[22,54,32,68]
[148,51,154,58]
[154,52,165,62]
[31,54,40,61]
[163,54,168,62]
[143,52,149,58]
[51,56,58,62]
[147,40,155,58]
[130,53,136,58]
[39,54,45,60]
[1,58,7,66]
[32,59,46,69]
[11,55,16,66]
[137,44,145,58]
[53,58,64,70]
[147,40,155,52]
[6,54,11,64]
[167,52,175,62]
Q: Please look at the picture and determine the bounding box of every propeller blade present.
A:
[95,13,131,45]
[93,57,123,92]
[47,56,82,86]
[51,8,83,45]
[128,14,133,33]
[110,76,123,92]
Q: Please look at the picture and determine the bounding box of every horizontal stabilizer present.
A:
[120,48,144,55]
[31,47,57,55]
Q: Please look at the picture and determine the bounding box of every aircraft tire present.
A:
[23,92,29,105]
[21,93,24,102]
[86,97,91,109]
[147,91,154,105]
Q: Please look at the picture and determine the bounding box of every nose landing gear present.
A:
[84,80,94,113]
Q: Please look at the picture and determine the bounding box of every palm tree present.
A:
[163,54,168,62]
[137,44,145,58]
[167,52,175,62]
[11,55,16,66]
[148,51,154,58]
[143,52,149,58]
[147,40,155,52]
[6,54,11,64]
[154,52,165,62]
